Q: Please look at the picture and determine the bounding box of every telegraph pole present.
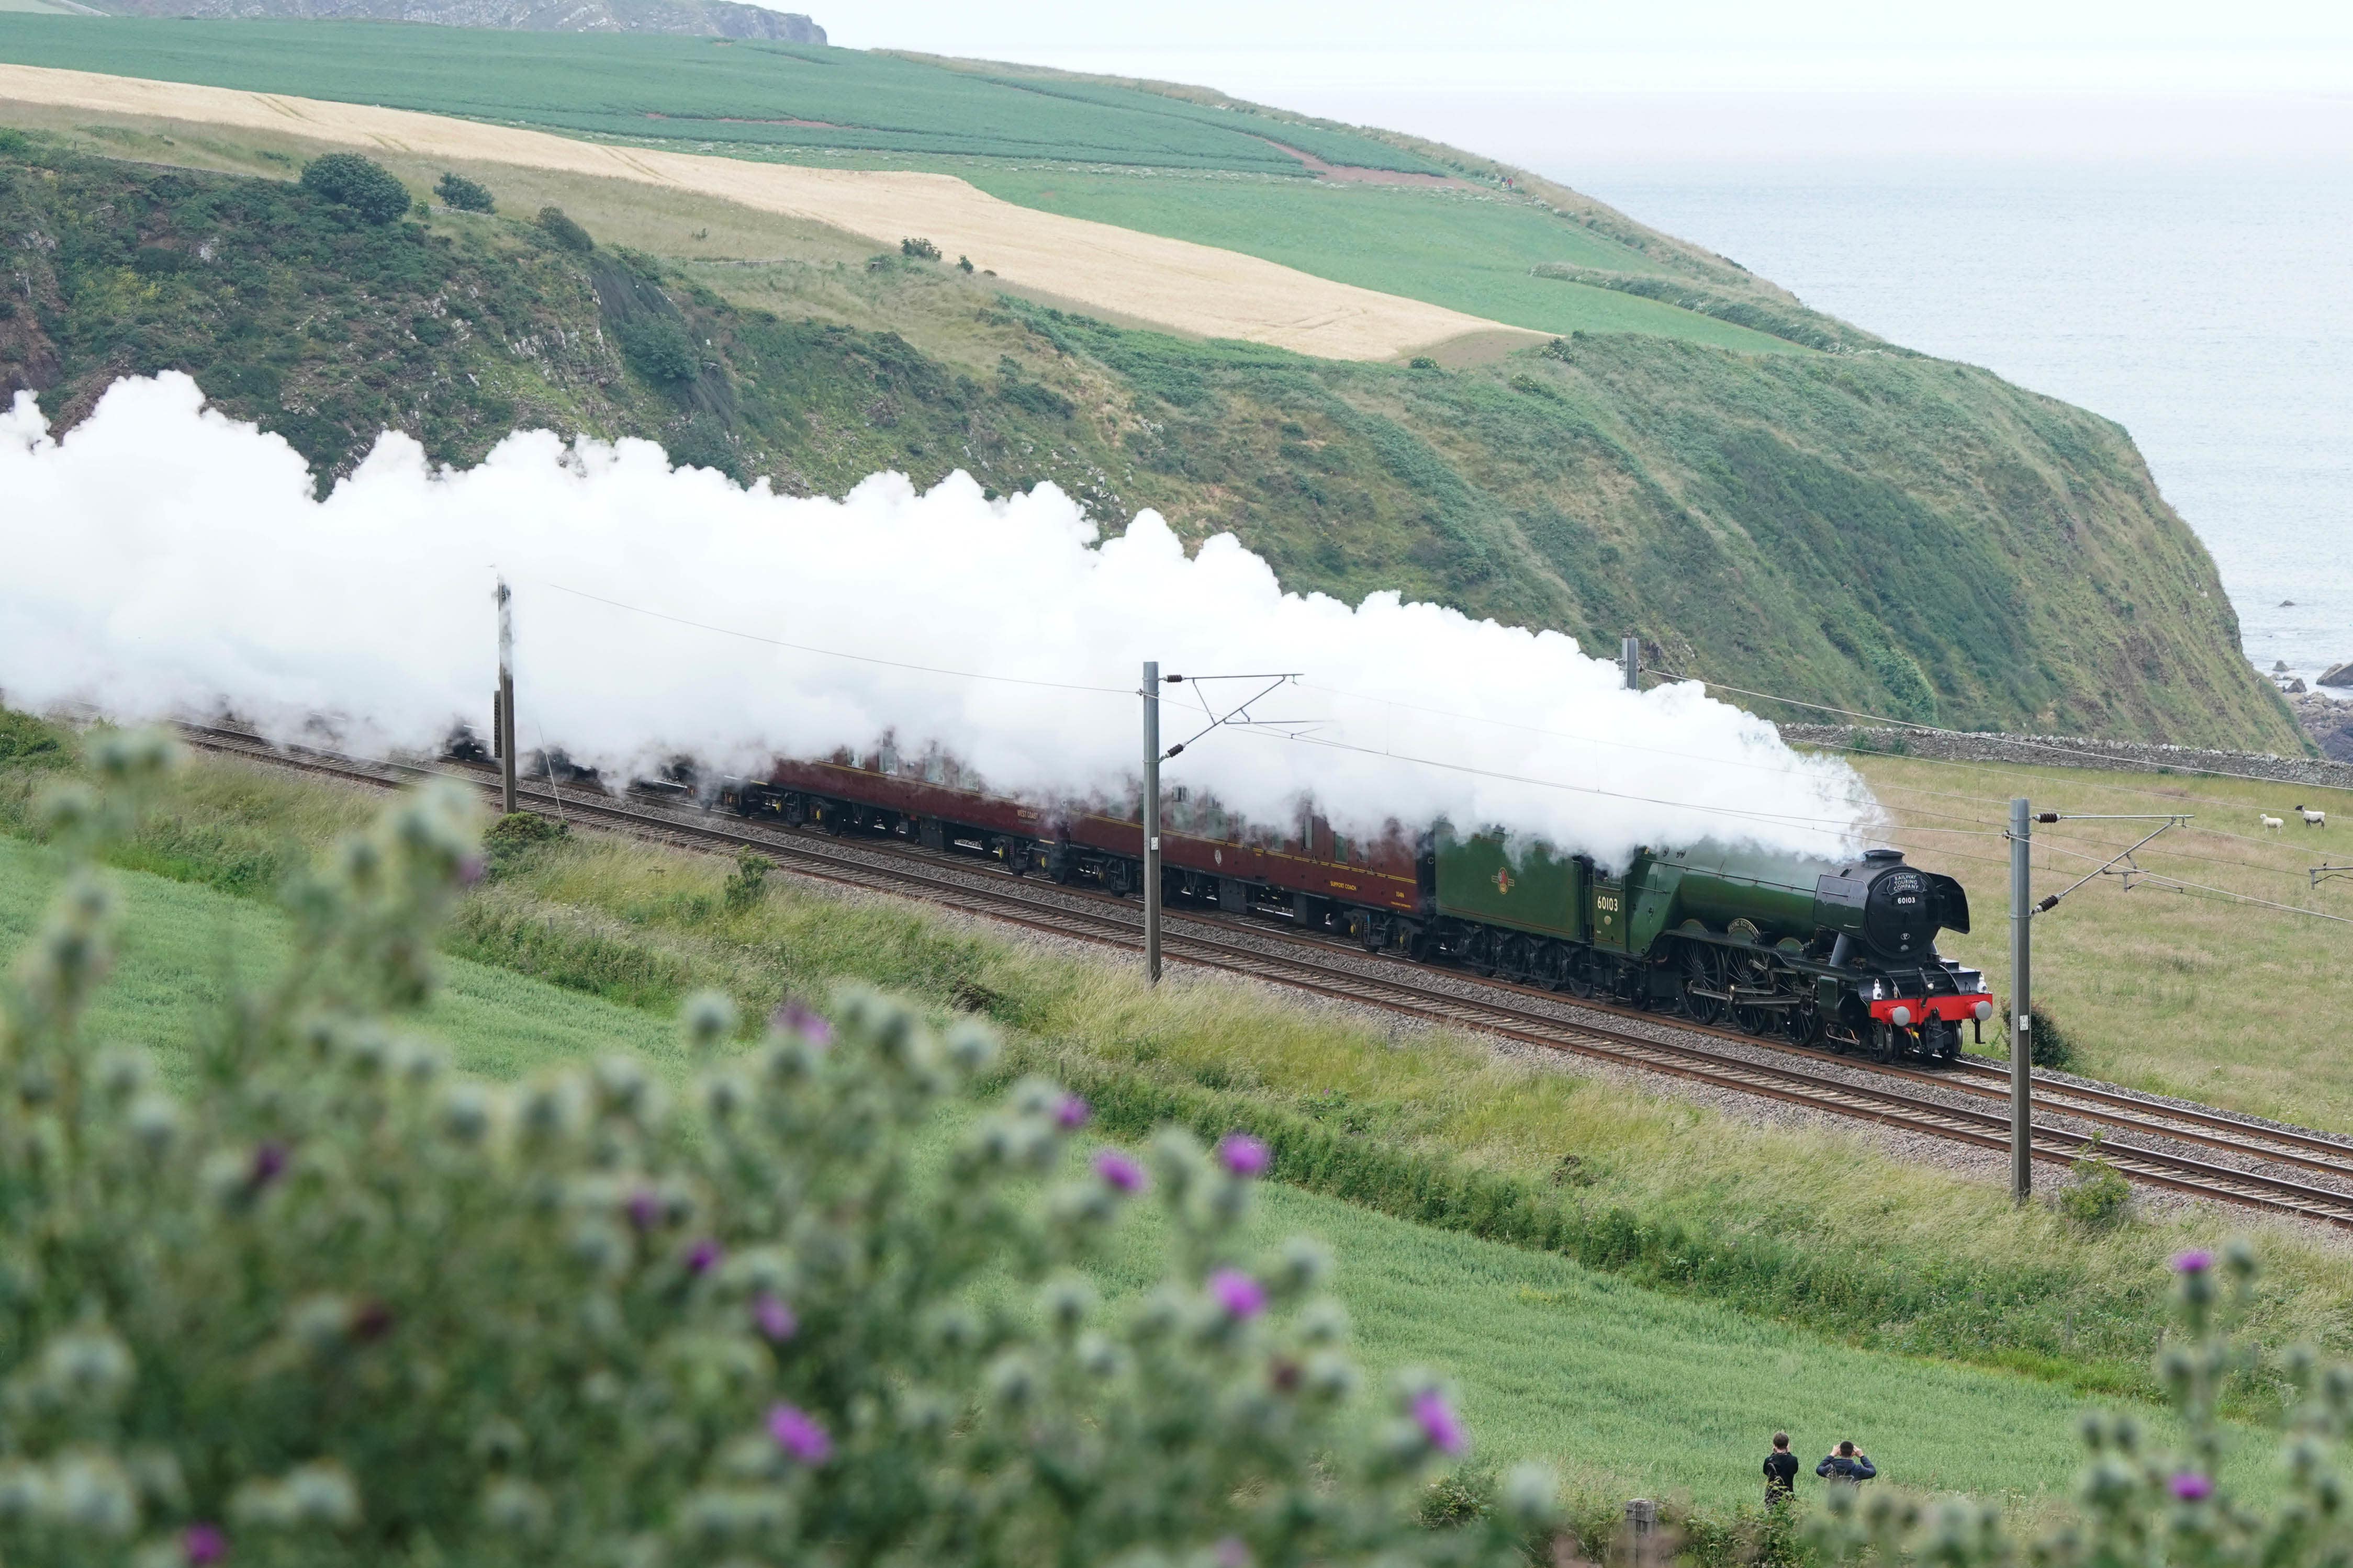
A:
[497,579,518,817]
[1141,660,1162,986]
[2008,797,2032,1205]
[1621,635,1641,691]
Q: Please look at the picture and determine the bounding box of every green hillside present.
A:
[0,126,2295,746]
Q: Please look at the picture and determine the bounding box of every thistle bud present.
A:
[944,1018,998,1074]
[51,1450,139,1538]
[479,1478,550,1538]
[1039,1276,1095,1337]
[682,991,737,1056]
[985,1351,1038,1412]
[1502,1463,1560,1529]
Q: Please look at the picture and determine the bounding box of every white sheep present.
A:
[2261,814,2285,833]
[2298,805,2329,828]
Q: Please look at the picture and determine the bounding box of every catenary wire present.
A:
[537,581,1134,696]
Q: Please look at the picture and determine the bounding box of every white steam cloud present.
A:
[1,374,1878,867]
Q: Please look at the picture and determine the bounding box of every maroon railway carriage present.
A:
[718,754,1424,947]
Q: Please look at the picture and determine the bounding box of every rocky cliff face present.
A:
[83,0,822,40]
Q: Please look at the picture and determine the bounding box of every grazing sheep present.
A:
[2261,814,2285,833]
[2298,805,2329,828]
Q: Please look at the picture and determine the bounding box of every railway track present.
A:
[171,723,2353,1232]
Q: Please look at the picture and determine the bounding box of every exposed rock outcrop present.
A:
[84,0,824,40]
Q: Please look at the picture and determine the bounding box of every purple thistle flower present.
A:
[1216,1539,1251,1568]
[1055,1093,1092,1130]
[686,1238,722,1275]
[768,1403,832,1464]
[2170,1472,2215,1502]
[1411,1389,1467,1457]
[1094,1150,1146,1194]
[250,1143,288,1187]
[625,1188,662,1232]
[1208,1268,1268,1319]
[754,1292,798,1343]
[2172,1249,2215,1275]
[184,1522,228,1565]
[1218,1132,1270,1178]
[776,1001,833,1047]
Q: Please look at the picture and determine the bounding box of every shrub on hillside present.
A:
[616,314,699,383]
[0,735,1553,1567]
[297,154,411,225]
[534,205,595,254]
[433,171,496,213]
[900,236,941,261]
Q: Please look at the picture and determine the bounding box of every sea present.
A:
[1564,157,2353,692]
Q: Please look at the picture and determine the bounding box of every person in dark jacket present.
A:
[1763,1432,1799,1504]
[1817,1440,1877,1483]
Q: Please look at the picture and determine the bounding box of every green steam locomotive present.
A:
[1423,830,1990,1062]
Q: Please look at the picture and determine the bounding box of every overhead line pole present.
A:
[2008,804,2187,1204]
[1143,659,1162,987]
[1621,635,1641,692]
[2009,797,2032,1205]
[497,579,518,817]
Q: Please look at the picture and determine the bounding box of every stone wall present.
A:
[1782,725,2353,791]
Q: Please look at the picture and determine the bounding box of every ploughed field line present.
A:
[169,723,2353,1231]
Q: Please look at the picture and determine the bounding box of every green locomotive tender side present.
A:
[1429,829,1987,1063]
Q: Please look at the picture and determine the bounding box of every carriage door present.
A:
[1591,871,1628,952]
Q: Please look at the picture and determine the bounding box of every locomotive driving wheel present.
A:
[1727,949,1778,1036]
[1680,943,1729,1025]
[1562,947,1596,999]
[1494,933,1531,985]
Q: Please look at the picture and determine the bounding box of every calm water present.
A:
[1568,159,2353,686]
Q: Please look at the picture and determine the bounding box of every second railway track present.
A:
[173,723,2353,1232]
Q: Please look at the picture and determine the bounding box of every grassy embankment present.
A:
[0,768,2244,1519]
[1854,748,2353,1127]
[0,125,2295,747]
[4,713,2349,1417]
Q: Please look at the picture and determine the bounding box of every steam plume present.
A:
[1,374,1878,867]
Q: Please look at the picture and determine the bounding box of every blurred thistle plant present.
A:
[0,739,1553,1567]
[1807,1234,2353,1568]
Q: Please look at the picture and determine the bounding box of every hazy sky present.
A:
[812,1,2353,162]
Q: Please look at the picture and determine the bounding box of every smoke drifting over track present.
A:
[1,374,1877,866]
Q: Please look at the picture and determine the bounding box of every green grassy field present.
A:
[0,18,1438,173]
[0,832,686,1084]
[1853,749,2353,1129]
[0,821,2236,1515]
[959,170,1798,353]
[0,16,1805,355]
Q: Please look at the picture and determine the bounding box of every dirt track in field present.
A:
[0,63,1531,362]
